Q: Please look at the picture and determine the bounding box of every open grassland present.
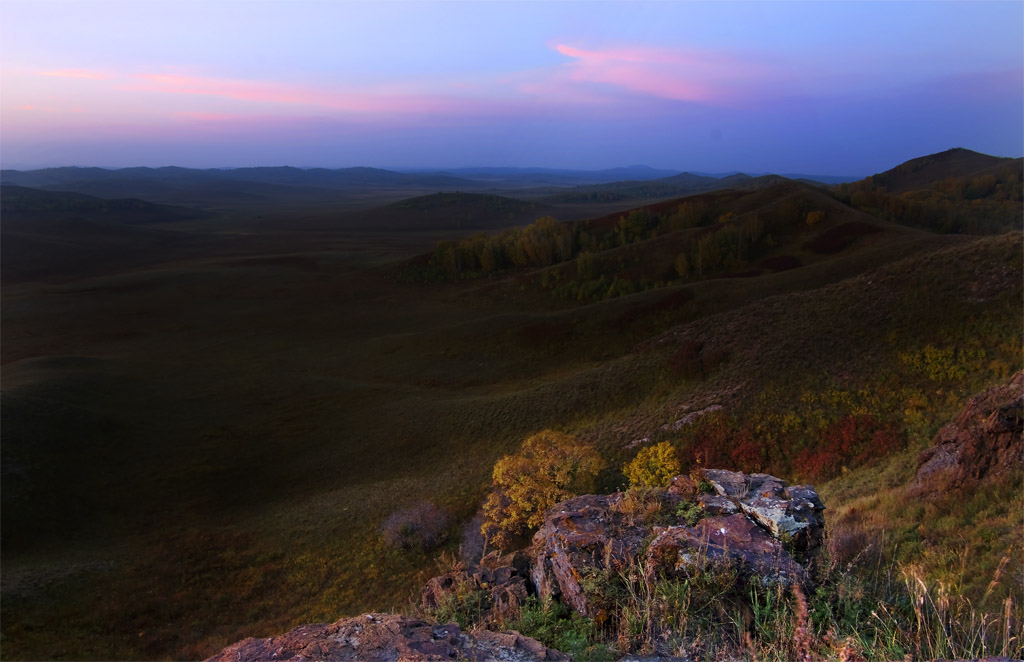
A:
[2,172,1021,659]
[2,206,677,659]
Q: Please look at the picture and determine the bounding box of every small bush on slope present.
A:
[623,441,681,488]
[380,502,451,551]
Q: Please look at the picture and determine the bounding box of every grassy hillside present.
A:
[1,154,1021,660]
[865,147,1017,193]
[0,185,199,218]
[834,148,1023,234]
[540,171,790,204]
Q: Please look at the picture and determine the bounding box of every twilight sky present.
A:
[2,1,1021,174]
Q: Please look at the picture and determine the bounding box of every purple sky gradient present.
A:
[2,1,1021,174]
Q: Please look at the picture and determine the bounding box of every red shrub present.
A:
[686,411,734,468]
[795,449,845,481]
[794,414,906,480]
[728,427,762,473]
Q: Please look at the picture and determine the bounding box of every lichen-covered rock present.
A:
[529,493,650,617]
[913,371,1023,496]
[204,612,567,662]
[700,469,825,553]
[646,514,807,587]
[696,493,739,516]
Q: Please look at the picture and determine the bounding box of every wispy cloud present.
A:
[36,69,110,80]
[123,72,484,117]
[551,43,766,104]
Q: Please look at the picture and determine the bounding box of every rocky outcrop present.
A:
[209,470,826,660]
[205,612,567,662]
[529,493,652,616]
[530,471,824,617]
[422,561,530,627]
[913,371,1023,496]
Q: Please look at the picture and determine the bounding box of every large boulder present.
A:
[204,612,567,662]
[913,371,1023,496]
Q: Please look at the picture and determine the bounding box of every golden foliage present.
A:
[805,209,825,227]
[623,441,681,488]
[481,430,603,550]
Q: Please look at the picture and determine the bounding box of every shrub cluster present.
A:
[380,502,451,551]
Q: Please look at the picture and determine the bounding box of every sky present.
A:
[1,1,1021,174]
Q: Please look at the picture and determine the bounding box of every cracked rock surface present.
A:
[205,612,567,661]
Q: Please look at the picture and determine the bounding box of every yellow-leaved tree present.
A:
[481,430,603,550]
[623,441,681,488]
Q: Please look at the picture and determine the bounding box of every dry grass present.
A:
[2,176,1020,661]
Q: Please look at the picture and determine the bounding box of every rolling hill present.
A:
[0,166,486,209]
[1,184,200,219]
[866,146,1019,193]
[835,147,1023,234]
[1,149,1021,661]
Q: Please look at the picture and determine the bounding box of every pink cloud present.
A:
[124,72,480,116]
[14,104,61,113]
[36,69,109,80]
[552,43,768,103]
[555,44,682,65]
[174,111,250,121]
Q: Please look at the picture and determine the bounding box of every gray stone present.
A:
[701,469,825,553]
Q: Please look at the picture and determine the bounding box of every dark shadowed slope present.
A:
[1,185,200,219]
[540,172,795,204]
[0,166,484,208]
[1,186,220,283]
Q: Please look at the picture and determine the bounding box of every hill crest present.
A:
[868,147,1017,193]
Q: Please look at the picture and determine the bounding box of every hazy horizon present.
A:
[2,1,1022,174]
[1,159,877,178]
[5,147,1022,181]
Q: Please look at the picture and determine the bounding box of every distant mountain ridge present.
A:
[3,149,1015,214]
[0,163,846,206]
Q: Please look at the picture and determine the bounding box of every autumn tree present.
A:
[624,441,681,488]
[577,250,598,279]
[481,430,604,550]
[674,252,690,279]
